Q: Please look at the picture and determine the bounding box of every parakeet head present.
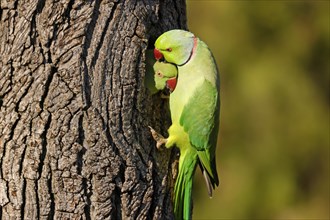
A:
[154,30,195,65]
[153,61,178,92]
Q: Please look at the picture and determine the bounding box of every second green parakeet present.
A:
[145,50,178,95]
[153,61,178,92]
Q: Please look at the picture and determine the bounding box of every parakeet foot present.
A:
[148,126,167,149]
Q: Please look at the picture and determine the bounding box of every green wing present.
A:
[179,79,219,186]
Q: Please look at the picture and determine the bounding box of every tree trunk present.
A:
[0,0,186,219]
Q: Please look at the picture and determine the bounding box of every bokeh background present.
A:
[187,1,329,219]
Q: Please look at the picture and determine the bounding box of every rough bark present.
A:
[0,0,186,219]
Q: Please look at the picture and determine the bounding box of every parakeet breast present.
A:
[169,39,219,124]
[170,72,203,123]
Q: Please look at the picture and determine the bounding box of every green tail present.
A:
[174,148,198,220]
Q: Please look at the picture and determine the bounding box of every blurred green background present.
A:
[187,1,329,219]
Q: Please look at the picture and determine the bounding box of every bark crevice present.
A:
[37,113,51,180]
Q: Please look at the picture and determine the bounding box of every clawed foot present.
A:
[148,126,167,149]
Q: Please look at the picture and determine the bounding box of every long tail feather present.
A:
[198,160,215,198]
[174,149,198,220]
[203,169,213,198]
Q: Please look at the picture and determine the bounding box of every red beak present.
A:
[166,77,177,92]
[154,48,163,60]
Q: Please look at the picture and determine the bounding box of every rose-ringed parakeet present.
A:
[149,30,220,220]
[153,61,178,93]
[145,50,178,95]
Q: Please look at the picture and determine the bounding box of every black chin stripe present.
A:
[177,37,197,67]
[177,51,194,66]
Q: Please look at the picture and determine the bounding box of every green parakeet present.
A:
[153,61,178,92]
[145,50,178,94]
[150,30,220,220]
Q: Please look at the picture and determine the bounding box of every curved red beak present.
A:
[166,77,177,92]
[154,48,163,60]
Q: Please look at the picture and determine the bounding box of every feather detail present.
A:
[174,148,198,220]
[203,169,213,198]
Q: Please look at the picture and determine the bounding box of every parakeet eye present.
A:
[156,71,163,78]
[166,48,172,52]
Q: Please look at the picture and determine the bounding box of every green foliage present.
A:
[187,1,329,219]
